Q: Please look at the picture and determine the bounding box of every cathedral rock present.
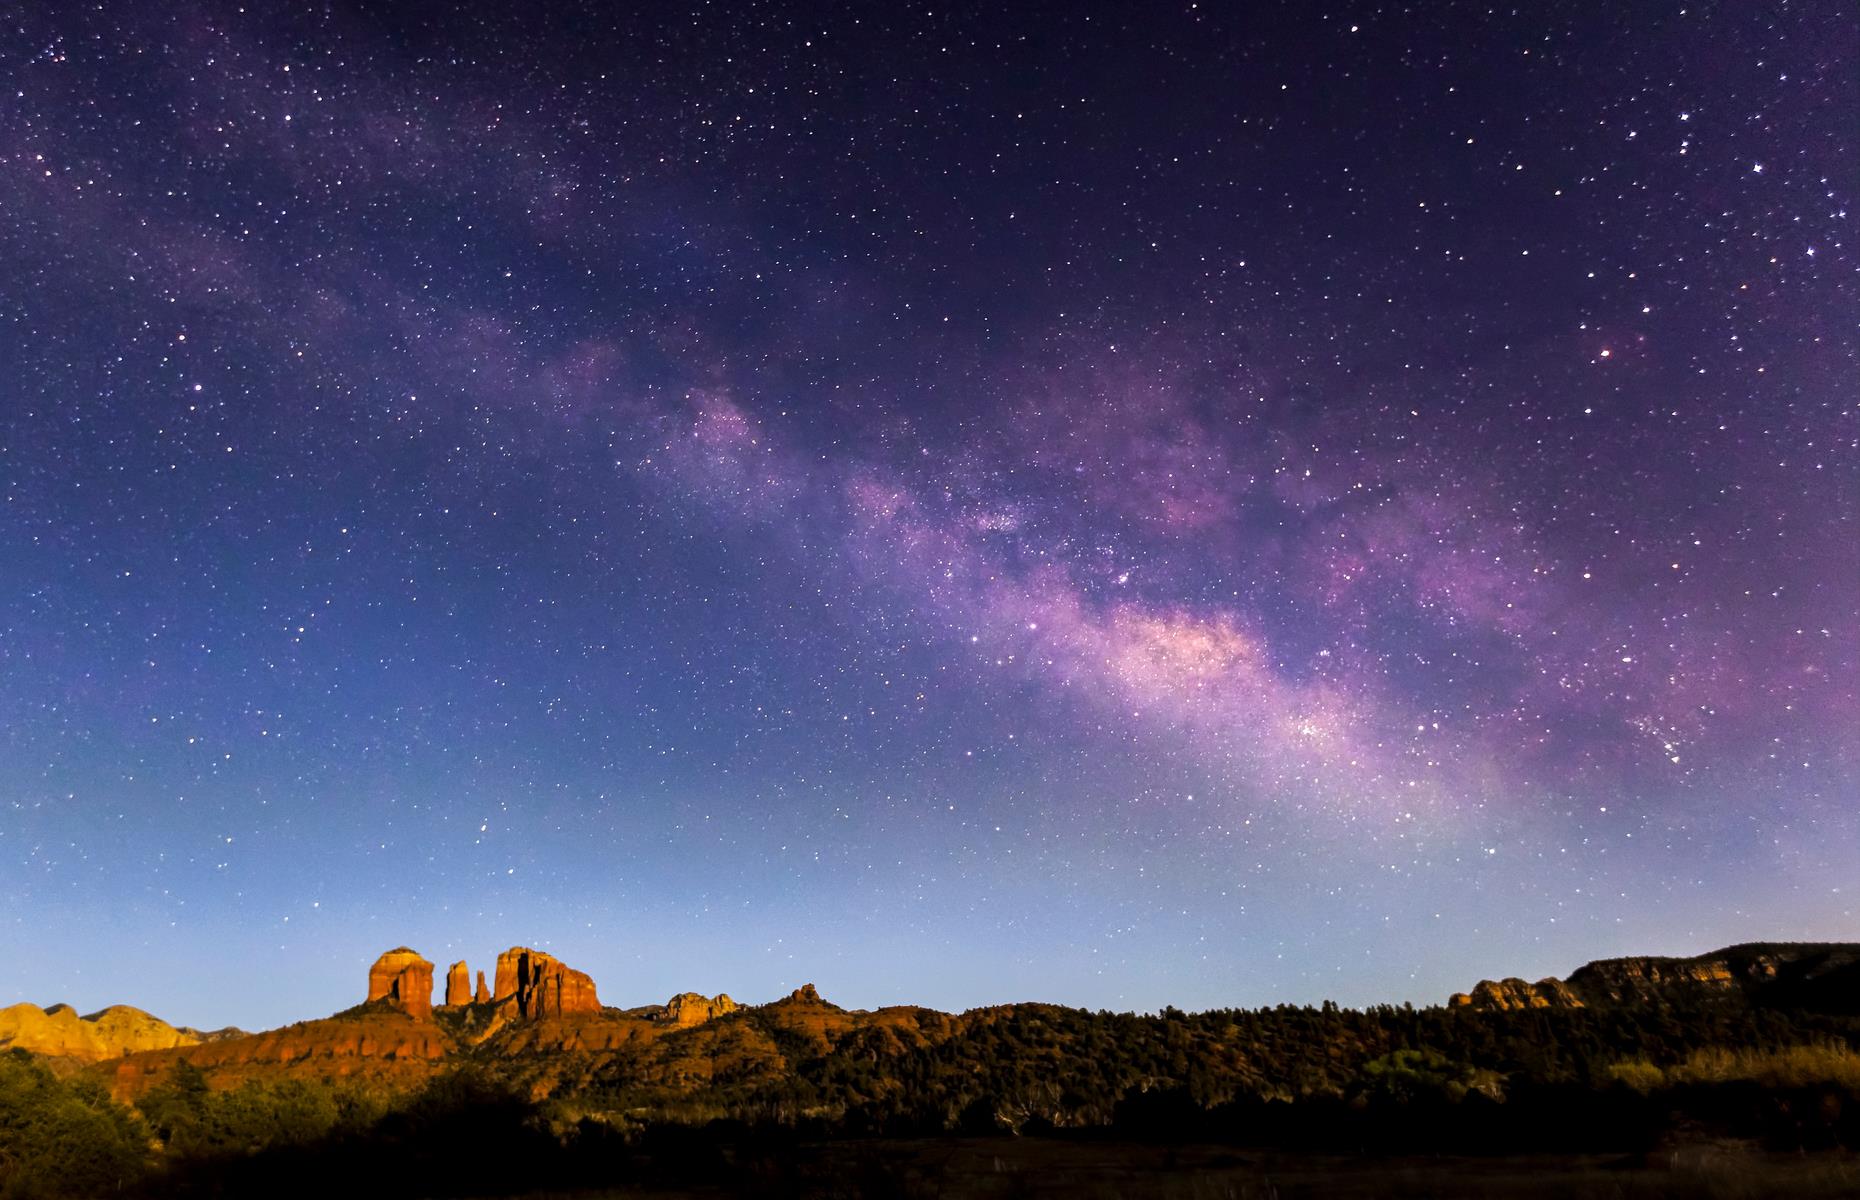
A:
[366,948,434,1017]
[493,946,601,1017]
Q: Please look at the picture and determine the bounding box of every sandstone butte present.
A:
[445,961,471,1007]
[365,947,435,1017]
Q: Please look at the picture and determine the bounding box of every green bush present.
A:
[0,1050,148,1199]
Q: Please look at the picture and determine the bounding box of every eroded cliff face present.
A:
[445,961,472,1007]
[1449,943,1859,1011]
[493,947,601,1017]
[366,948,435,1017]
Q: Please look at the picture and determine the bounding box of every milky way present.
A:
[1,3,1854,1028]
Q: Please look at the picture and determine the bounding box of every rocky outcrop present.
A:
[1448,978,1585,1011]
[658,992,738,1028]
[492,947,600,1017]
[475,971,491,1004]
[0,1003,203,1062]
[367,948,434,1017]
[445,962,471,1007]
[1450,943,1860,1012]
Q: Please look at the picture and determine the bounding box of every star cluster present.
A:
[0,2,1853,1028]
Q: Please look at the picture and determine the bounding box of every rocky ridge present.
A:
[0,1003,214,1062]
[1448,978,1587,1011]
[6,940,1849,1105]
[1449,942,1859,1011]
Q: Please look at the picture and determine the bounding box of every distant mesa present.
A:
[659,991,737,1028]
[366,947,435,1017]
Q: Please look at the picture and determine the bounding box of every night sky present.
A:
[2,2,1854,1031]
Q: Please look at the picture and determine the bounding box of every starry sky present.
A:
[1,2,1854,1032]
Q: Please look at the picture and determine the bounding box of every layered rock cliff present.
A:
[1450,942,1859,1012]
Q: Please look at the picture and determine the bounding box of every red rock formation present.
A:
[366,948,434,1017]
[445,961,471,1006]
[492,946,600,1017]
[659,992,738,1028]
[475,971,491,1004]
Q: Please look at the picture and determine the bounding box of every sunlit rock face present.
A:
[0,1003,203,1061]
[366,948,435,1017]
[658,992,738,1028]
[492,947,600,1017]
[445,961,472,1007]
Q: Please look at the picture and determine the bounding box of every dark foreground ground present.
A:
[522,1138,1859,1199]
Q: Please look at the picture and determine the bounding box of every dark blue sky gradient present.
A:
[1,1,1854,1030]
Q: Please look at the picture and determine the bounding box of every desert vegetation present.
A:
[3,993,1858,1198]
